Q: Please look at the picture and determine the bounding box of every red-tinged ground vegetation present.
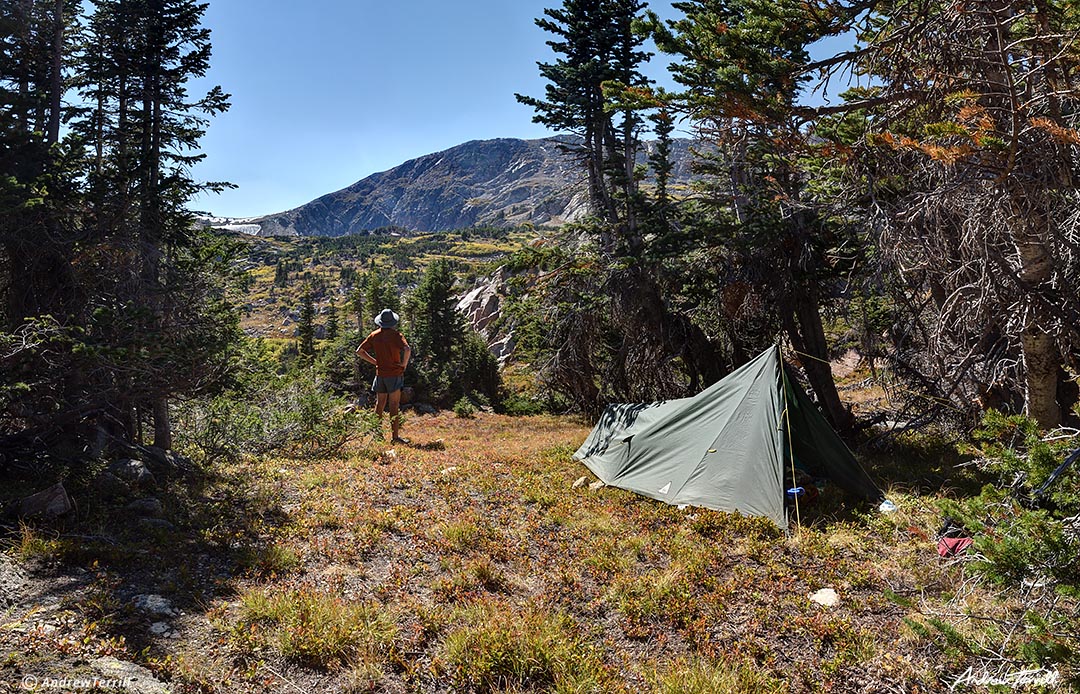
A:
[5,411,1073,693]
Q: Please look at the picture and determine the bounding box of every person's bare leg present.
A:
[388,389,403,441]
[375,392,388,438]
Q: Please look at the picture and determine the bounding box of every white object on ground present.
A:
[809,588,840,607]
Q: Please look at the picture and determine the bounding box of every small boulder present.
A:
[415,402,438,415]
[149,621,179,639]
[92,656,171,694]
[108,459,156,488]
[809,587,840,608]
[588,480,606,491]
[131,594,178,617]
[124,498,165,519]
[142,447,193,476]
[91,471,132,501]
[138,518,176,533]
[14,482,73,518]
[0,554,27,608]
[572,476,588,489]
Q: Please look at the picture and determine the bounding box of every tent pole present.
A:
[780,344,802,534]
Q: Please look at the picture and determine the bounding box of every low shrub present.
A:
[453,397,477,419]
[174,358,380,462]
[648,656,784,694]
[438,603,605,691]
[230,586,396,667]
[932,412,1080,680]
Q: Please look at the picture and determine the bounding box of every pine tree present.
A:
[325,298,339,342]
[407,260,462,367]
[298,289,315,358]
[347,285,364,330]
[846,0,1080,427]
[515,0,651,247]
[363,266,400,328]
[647,0,858,428]
[0,0,80,326]
[0,0,238,458]
[56,0,235,448]
[520,0,723,412]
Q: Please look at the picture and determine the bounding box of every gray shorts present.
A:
[372,375,404,394]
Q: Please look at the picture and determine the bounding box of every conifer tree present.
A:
[325,298,339,342]
[1,0,238,458]
[0,0,79,326]
[405,259,500,405]
[348,285,364,330]
[516,0,651,246]
[646,0,859,428]
[77,0,232,447]
[848,0,1080,427]
[407,259,462,369]
[363,266,400,324]
[520,0,723,412]
[298,289,316,359]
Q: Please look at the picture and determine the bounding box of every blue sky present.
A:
[188,2,855,219]
[190,1,603,218]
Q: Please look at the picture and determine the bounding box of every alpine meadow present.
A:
[2,1,1080,692]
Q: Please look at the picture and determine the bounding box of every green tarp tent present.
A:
[573,345,882,527]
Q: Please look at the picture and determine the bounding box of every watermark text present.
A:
[949,666,1060,690]
[20,674,137,690]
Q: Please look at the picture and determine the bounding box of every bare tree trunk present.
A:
[152,396,171,449]
[45,0,64,146]
[981,3,1062,428]
[1013,214,1061,427]
[1021,332,1061,427]
[786,286,854,431]
[15,0,32,128]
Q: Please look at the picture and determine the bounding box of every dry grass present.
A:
[6,412,1068,692]
[189,413,964,691]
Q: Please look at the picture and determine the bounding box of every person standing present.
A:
[357,308,412,443]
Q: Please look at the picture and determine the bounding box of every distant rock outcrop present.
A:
[456,266,527,365]
[248,136,698,237]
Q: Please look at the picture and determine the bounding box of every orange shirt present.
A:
[359,328,409,377]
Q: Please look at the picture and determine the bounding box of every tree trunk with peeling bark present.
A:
[1011,207,1062,427]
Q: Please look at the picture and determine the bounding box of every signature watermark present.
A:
[20,674,137,691]
[949,666,1060,690]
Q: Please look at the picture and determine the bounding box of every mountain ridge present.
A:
[225,136,695,237]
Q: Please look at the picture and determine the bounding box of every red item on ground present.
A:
[937,536,973,558]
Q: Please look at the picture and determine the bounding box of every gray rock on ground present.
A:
[108,459,157,488]
[91,471,132,501]
[149,621,179,639]
[0,554,27,608]
[92,656,171,694]
[124,498,165,519]
[141,447,194,476]
[13,482,73,518]
[131,594,178,617]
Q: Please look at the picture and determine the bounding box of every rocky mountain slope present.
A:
[249,136,697,237]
